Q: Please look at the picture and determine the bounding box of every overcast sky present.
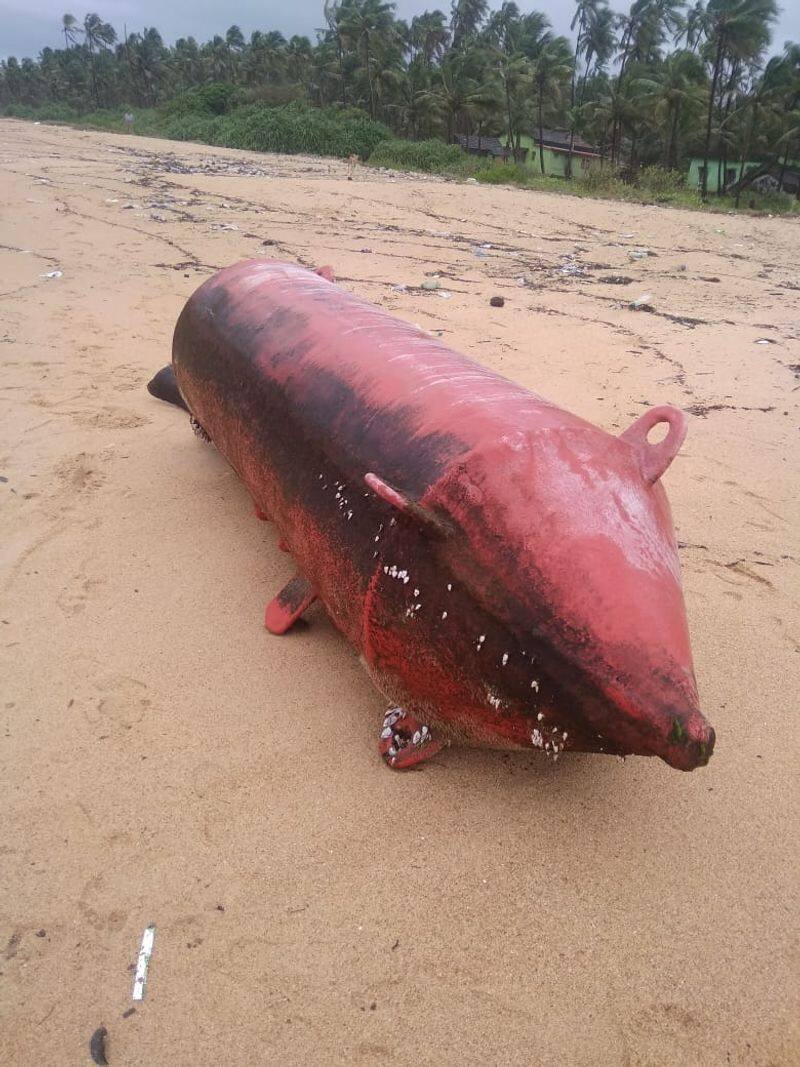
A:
[3,0,798,61]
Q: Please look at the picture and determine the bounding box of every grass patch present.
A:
[369,138,472,174]
[2,99,391,160]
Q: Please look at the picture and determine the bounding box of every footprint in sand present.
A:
[56,568,106,616]
[53,451,107,494]
[80,674,153,728]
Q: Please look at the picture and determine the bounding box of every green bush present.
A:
[576,163,626,196]
[3,103,38,119]
[637,165,686,198]
[158,113,225,143]
[368,138,466,173]
[216,103,391,158]
[165,83,242,117]
[473,163,532,185]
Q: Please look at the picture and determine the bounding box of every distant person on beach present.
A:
[123,112,134,133]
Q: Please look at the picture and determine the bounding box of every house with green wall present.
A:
[516,130,599,177]
[686,157,800,195]
[455,127,600,178]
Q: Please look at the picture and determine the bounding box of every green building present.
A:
[455,127,600,178]
[686,157,800,195]
[516,131,599,178]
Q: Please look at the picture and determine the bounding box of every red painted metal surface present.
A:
[160,258,714,772]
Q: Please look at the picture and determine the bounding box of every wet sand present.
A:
[1,119,798,1065]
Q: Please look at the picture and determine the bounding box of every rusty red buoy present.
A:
[148,259,714,772]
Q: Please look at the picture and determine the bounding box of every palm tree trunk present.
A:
[538,95,545,176]
[338,38,346,107]
[566,18,583,181]
[364,38,375,120]
[735,105,756,208]
[718,86,733,196]
[667,103,680,170]
[701,36,725,201]
[504,80,514,155]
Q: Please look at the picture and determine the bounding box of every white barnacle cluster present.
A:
[531,719,568,761]
[476,634,486,652]
[486,687,503,711]
[318,474,356,521]
[382,564,410,585]
[405,601,423,618]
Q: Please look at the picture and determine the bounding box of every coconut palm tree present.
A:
[567,0,613,176]
[420,49,498,142]
[410,10,451,65]
[679,1,707,50]
[699,0,777,198]
[451,0,489,51]
[62,14,81,49]
[530,39,572,173]
[635,49,707,166]
[83,12,116,107]
[339,0,397,119]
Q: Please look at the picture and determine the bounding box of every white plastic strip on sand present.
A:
[132,925,156,1001]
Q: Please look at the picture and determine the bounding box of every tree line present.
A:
[1,1,798,198]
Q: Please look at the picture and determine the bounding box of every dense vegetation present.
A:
[1,1,798,209]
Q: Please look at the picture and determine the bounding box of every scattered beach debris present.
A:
[630,293,654,311]
[628,250,650,261]
[421,279,441,291]
[89,1027,108,1065]
[599,275,633,285]
[40,270,62,279]
[490,296,505,307]
[132,925,156,1001]
[438,291,452,299]
[754,338,775,345]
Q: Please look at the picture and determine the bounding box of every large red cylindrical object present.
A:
[169,259,714,771]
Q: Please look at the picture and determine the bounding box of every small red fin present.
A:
[265,575,317,635]
[379,707,445,770]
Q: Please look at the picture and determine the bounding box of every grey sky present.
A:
[2,0,798,61]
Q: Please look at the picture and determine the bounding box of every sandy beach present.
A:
[1,118,798,1065]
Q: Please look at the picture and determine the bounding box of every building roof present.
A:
[455,134,510,157]
[533,127,597,154]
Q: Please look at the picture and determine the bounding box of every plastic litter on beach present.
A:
[630,293,653,310]
[132,925,156,1001]
[40,270,62,279]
